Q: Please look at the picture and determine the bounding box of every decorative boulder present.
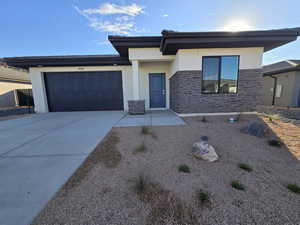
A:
[192,140,218,162]
[240,122,269,138]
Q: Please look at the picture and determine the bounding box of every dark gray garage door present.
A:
[44,71,123,112]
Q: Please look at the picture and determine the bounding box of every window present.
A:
[275,84,282,97]
[202,56,239,94]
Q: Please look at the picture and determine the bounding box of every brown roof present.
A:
[2,27,300,69]
[109,27,300,56]
[263,60,300,76]
[1,55,131,69]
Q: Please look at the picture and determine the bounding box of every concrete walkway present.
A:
[0,111,124,225]
[114,110,186,127]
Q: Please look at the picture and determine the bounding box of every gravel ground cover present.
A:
[31,115,300,225]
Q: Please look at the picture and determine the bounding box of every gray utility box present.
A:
[128,100,146,115]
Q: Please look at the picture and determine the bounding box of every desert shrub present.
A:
[141,126,150,135]
[133,175,197,224]
[231,180,246,191]
[133,174,149,195]
[133,175,165,203]
[178,164,191,173]
[141,126,157,139]
[268,139,282,147]
[133,143,147,154]
[201,136,209,141]
[238,163,253,172]
[265,113,280,122]
[287,184,300,194]
[196,190,210,206]
[146,191,197,225]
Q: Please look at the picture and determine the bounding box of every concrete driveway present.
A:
[0,111,124,225]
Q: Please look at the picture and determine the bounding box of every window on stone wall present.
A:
[202,56,239,94]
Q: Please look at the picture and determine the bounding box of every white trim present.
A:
[30,66,132,112]
[13,89,19,107]
[30,70,49,113]
[149,107,167,110]
[132,60,140,100]
[174,111,257,117]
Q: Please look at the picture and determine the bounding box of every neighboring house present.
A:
[263,60,300,107]
[2,28,300,114]
[0,64,31,108]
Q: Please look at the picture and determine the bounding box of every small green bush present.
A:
[133,143,147,154]
[265,113,280,122]
[268,139,282,147]
[178,164,191,173]
[133,175,149,195]
[238,163,253,172]
[231,180,245,191]
[141,126,150,135]
[197,190,210,205]
[201,136,209,141]
[132,174,165,203]
[287,184,300,194]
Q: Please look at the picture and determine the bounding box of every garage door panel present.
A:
[44,71,123,112]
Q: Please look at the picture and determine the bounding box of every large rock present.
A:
[192,141,218,162]
[240,122,269,138]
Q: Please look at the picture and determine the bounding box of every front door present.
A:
[149,73,166,108]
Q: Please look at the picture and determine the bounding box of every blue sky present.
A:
[0,0,299,65]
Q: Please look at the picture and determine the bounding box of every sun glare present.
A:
[222,20,253,32]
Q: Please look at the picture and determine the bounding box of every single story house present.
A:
[2,28,300,115]
[263,60,300,107]
[0,64,31,108]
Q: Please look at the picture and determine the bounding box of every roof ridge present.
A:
[286,60,299,67]
[3,54,121,59]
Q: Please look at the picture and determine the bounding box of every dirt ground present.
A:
[261,115,300,160]
[31,115,300,225]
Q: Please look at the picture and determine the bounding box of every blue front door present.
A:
[149,73,166,108]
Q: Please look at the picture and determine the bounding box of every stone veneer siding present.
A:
[128,100,146,115]
[170,69,263,113]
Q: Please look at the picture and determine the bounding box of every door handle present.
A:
[162,89,166,95]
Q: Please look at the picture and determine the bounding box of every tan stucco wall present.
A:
[30,66,133,113]
[170,47,263,75]
[139,61,171,109]
[128,48,175,62]
[28,47,265,113]
[0,81,31,95]
[262,71,299,107]
[0,66,30,82]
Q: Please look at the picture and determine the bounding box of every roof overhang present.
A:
[263,65,300,76]
[108,36,162,57]
[160,28,300,55]
[2,27,300,69]
[1,55,131,69]
[0,77,31,84]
